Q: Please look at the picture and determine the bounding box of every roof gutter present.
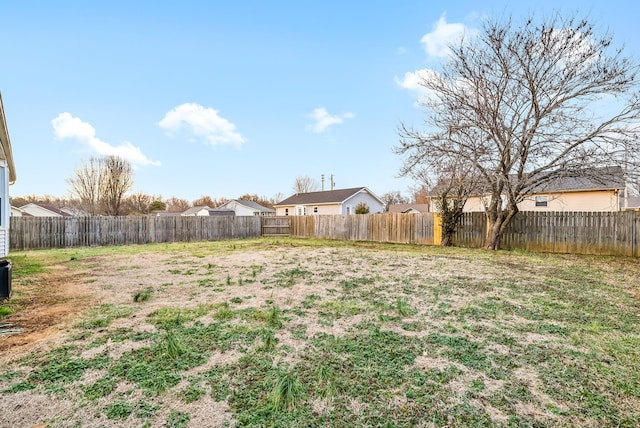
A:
[0,92,17,184]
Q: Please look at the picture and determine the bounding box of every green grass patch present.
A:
[180,379,206,403]
[0,306,12,318]
[273,266,312,287]
[133,287,153,302]
[148,304,214,327]
[167,410,190,428]
[76,304,134,329]
[9,254,46,278]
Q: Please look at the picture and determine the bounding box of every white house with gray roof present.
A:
[216,200,275,216]
[181,206,214,216]
[19,203,70,217]
[275,187,384,216]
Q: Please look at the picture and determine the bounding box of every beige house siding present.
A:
[464,190,621,212]
[275,203,341,216]
[519,190,620,212]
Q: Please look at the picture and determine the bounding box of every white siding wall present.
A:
[0,164,8,257]
[234,203,259,216]
[219,201,259,216]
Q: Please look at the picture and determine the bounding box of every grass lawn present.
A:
[1,238,639,427]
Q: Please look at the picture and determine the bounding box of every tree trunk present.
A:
[483,220,503,250]
[483,207,518,250]
[440,234,453,246]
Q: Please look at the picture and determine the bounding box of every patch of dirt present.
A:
[0,244,635,428]
[0,263,91,363]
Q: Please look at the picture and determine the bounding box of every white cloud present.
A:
[158,103,245,147]
[52,112,161,167]
[395,69,441,101]
[306,108,355,134]
[420,13,474,58]
[396,14,476,104]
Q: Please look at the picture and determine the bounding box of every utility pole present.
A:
[330,174,335,190]
[321,174,325,191]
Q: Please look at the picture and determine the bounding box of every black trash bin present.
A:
[0,259,11,300]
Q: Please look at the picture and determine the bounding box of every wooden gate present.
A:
[261,216,290,237]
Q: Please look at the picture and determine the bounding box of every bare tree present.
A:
[271,192,285,205]
[67,156,134,215]
[100,156,134,216]
[293,175,319,194]
[67,157,105,215]
[124,192,157,215]
[11,194,71,208]
[411,185,429,205]
[397,14,640,250]
[192,195,217,208]
[380,191,409,211]
[429,162,477,246]
[165,196,190,212]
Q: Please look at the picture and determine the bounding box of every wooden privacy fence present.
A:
[8,211,640,257]
[289,211,640,257]
[499,211,640,256]
[10,216,261,250]
[289,213,435,244]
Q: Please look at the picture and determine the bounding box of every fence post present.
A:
[433,212,442,245]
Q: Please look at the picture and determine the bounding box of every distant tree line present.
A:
[12,192,284,216]
[12,156,284,216]
[14,161,427,216]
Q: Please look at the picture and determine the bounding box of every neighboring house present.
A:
[387,203,430,214]
[207,209,236,216]
[625,195,640,211]
[60,207,88,216]
[461,167,627,213]
[0,93,16,257]
[275,187,384,216]
[216,200,275,216]
[19,203,71,217]
[150,210,183,217]
[11,206,26,217]
[182,206,214,217]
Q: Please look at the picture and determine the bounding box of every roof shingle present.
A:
[276,187,369,206]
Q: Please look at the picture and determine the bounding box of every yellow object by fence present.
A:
[433,212,442,245]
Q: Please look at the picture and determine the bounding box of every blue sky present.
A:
[2,0,639,203]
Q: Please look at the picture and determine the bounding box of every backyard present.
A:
[0,238,639,427]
